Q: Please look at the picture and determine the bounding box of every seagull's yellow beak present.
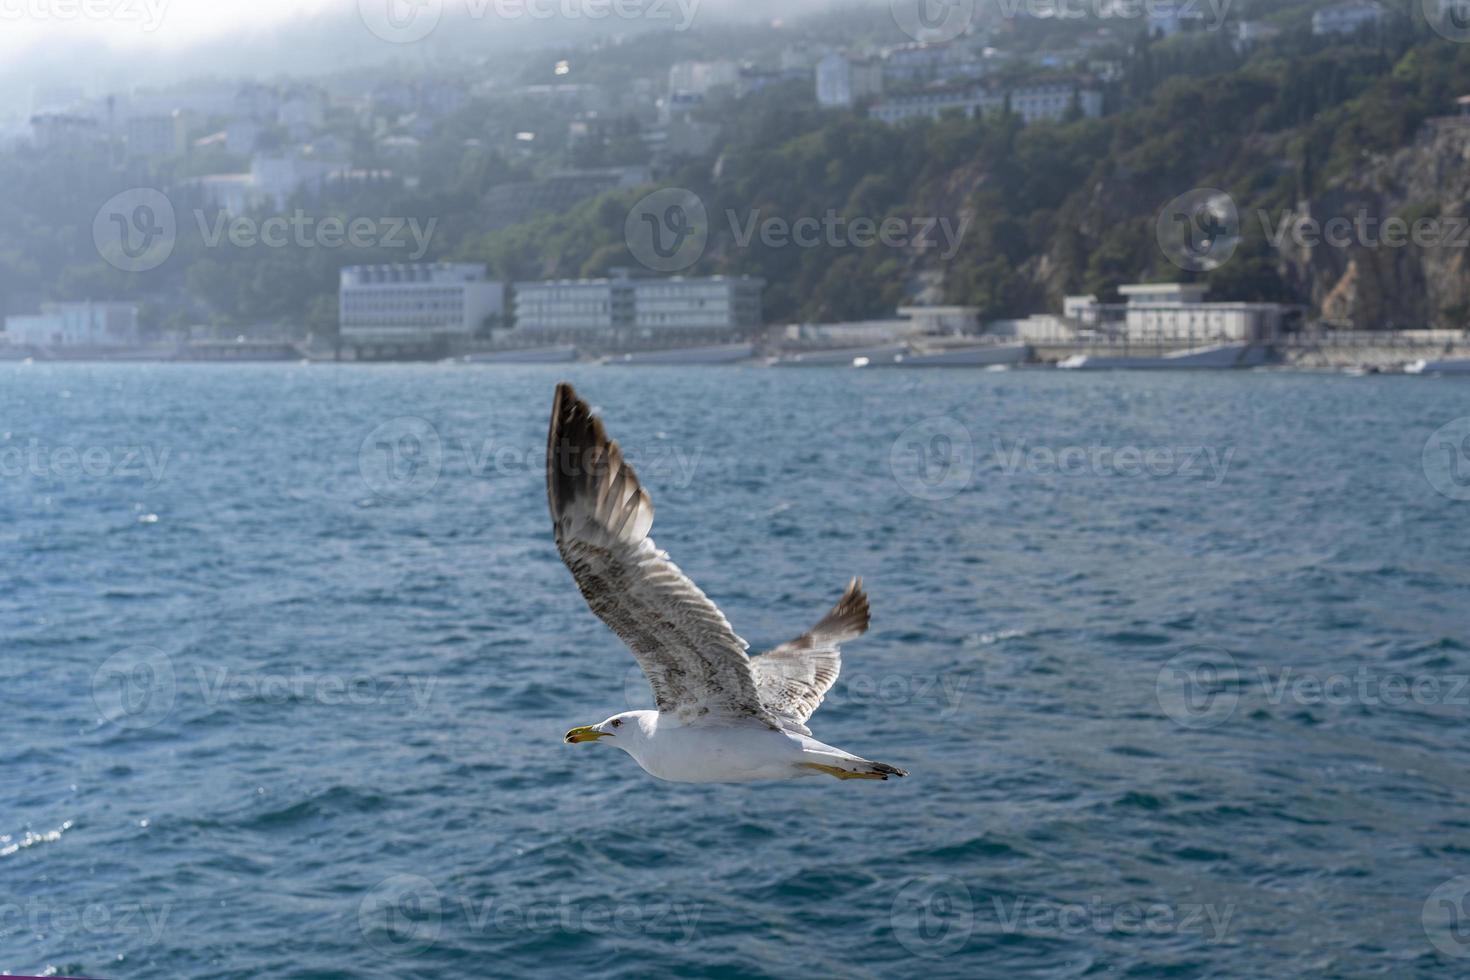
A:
[565,725,611,744]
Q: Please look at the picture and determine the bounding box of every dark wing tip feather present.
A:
[547,381,590,523]
[546,382,652,545]
[814,576,869,640]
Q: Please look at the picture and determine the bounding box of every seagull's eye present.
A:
[611,719,622,728]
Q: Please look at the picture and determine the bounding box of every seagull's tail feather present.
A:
[798,752,908,781]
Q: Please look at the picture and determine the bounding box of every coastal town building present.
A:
[338,263,506,348]
[816,53,885,109]
[513,271,764,339]
[870,82,1102,125]
[1312,1,1386,35]
[3,302,140,348]
[1061,284,1289,344]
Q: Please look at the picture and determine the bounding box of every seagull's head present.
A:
[565,711,650,748]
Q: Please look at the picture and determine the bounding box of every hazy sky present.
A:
[0,0,361,56]
[0,0,828,57]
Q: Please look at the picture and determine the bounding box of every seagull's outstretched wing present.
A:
[547,383,778,729]
[749,579,868,734]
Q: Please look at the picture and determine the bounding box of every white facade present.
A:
[668,60,740,97]
[632,278,763,332]
[4,302,139,348]
[1312,1,1385,35]
[896,306,979,333]
[882,42,982,84]
[816,54,884,109]
[127,111,186,159]
[514,274,763,335]
[514,278,632,333]
[339,264,505,343]
[871,83,1100,125]
[870,88,999,124]
[1066,284,1286,344]
[1010,84,1102,124]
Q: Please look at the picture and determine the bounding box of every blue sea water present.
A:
[3,363,1469,979]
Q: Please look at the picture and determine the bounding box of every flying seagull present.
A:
[548,382,907,783]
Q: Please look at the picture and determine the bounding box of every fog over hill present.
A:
[0,0,870,118]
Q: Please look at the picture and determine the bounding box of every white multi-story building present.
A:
[1235,20,1283,48]
[339,264,505,344]
[1064,283,1287,344]
[668,60,741,97]
[126,111,187,159]
[816,53,885,109]
[513,272,763,336]
[1009,84,1103,124]
[514,277,634,333]
[871,82,1101,125]
[632,277,764,332]
[4,302,139,348]
[869,88,1000,124]
[1312,0,1385,35]
[882,41,983,84]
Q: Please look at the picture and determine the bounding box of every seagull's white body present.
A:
[576,710,893,783]
[548,383,907,784]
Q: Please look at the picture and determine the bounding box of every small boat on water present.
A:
[1057,343,1269,370]
[603,342,755,366]
[464,345,579,364]
[1405,357,1470,375]
[771,344,909,367]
